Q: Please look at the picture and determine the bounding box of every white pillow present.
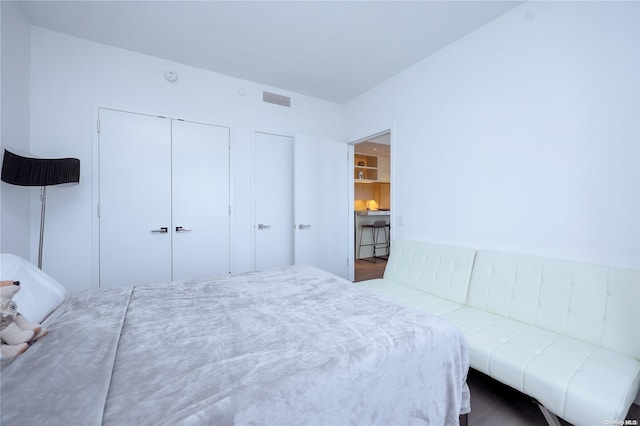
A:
[0,253,67,324]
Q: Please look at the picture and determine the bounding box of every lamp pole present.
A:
[38,186,47,269]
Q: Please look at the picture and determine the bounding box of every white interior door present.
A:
[99,109,172,288]
[294,136,349,279]
[172,120,230,280]
[253,132,294,270]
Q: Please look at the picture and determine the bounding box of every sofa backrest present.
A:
[383,240,476,304]
[467,250,640,360]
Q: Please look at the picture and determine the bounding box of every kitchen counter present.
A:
[356,210,391,216]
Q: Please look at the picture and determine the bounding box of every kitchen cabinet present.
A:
[354,154,378,182]
[354,153,390,183]
[377,156,390,183]
[354,182,375,201]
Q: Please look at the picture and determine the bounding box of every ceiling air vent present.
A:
[263,91,291,107]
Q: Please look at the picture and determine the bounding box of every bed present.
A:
[1,255,470,425]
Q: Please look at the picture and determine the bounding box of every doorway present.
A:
[350,131,391,282]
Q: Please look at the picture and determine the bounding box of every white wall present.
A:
[29,27,343,292]
[0,1,31,259]
[345,1,640,270]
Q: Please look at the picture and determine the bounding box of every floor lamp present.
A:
[1,149,80,269]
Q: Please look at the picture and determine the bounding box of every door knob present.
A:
[151,227,168,233]
[298,224,311,230]
[257,224,271,230]
[175,226,192,232]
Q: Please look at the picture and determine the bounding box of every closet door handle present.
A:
[175,226,192,232]
[298,224,311,230]
[257,224,271,230]
[151,227,168,233]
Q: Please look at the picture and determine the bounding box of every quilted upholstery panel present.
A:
[443,307,640,426]
[383,240,476,304]
[600,268,640,361]
[560,347,640,425]
[440,307,531,378]
[468,251,640,360]
[358,278,463,317]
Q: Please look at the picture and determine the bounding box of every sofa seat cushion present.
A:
[442,307,640,426]
[359,279,463,316]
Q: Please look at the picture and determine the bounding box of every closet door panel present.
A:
[172,120,230,280]
[99,109,172,288]
[294,136,349,279]
[253,132,294,271]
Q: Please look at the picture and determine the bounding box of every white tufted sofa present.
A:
[359,240,640,426]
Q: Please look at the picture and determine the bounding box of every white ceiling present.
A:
[355,132,391,157]
[355,141,391,157]
[16,1,523,104]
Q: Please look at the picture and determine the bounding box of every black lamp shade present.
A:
[1,149,80,186]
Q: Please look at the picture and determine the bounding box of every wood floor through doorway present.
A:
[354,258,387,282]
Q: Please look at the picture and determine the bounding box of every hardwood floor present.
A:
[354,258,387,282]
[468,369,567,426]
[352,260,640,425]
[468,369,639,426]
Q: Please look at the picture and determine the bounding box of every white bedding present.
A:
[1,265,469,425]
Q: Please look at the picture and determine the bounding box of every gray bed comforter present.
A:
[1,265,469,425]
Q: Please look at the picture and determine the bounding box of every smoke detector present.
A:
[164,71,178,83]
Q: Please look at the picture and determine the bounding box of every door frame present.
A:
[91,104,233,288]
[347,128,394,282]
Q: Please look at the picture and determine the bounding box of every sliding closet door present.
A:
[253,132,294,270]
[172,120,230,280]
[99,109,172,288]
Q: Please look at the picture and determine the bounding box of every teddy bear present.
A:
[1,280,47,359]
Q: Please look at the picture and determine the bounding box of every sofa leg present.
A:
[538,403,562,426]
